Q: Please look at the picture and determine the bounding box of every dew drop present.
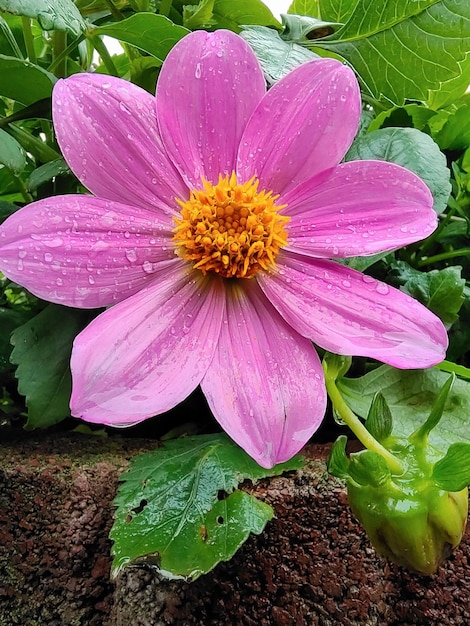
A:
[88,275,95,285]
[195,63,202,79]
[125,249,138,263]
[376,282,390,295]
[44,252,53,263]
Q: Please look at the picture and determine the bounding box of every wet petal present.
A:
[156,29,266,187]
[53,74,187,217]
[71,268,225,425]
[0,195,179,308]
[201,281,326,468]
[283,161,437,258]
[258,253,448,369]
[237,59,360,196]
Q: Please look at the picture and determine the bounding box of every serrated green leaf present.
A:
[28,158,69,192]
[429,97,470,151]
[93,14,189,62]
[348,449,391,487]
[327,435,349,478]
[346,127,451,214]
[10,304,90,428]
[367,104,438,134]
[0,0,86,36]
[391,262,465,327]
[0,55,56,106]
[241,25,318,84]
[365,392,393,443]
[313,0,355,22]
[0,128,25,173]
[338,365,470,452]
[111,434,303,580]
[307,0,470,107]
[432,443,470,491]
[0,307,31,373]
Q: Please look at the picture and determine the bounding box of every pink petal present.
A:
[258,253,448,369]
[237,59,360,196]
[156,29,266,187]
[201,281,326,468]
[0,195,179,308]
[283,161,437,258]
[53,74,187,217]
[70,267,225,425]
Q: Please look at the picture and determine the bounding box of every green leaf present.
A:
[0,55,56,105]
[183,0,216,29]
[312,0,355,22]
[308,0,470,107]
[28,158,69,192]
[0,128,25,173]
[111,434,303,580]
[432,443,470,491]
[391,262,465,327]
[288,0,321,18]
[429,97,470,151]
[411,374,455,443]
[10,304,90,428]
[327,435,349,478]
[338,365,470,452]
[365,392,393,443]
[211,0,280,31]
[345,127,451,214]
[348,449,391,487]
[0,307,31,373]
[241,25,319,84]
[0,199,18,222]
[0,0,86,36]
[93,14,189,62]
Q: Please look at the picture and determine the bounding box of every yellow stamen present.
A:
[173,172,289,279]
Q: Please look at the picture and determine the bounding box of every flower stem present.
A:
[90,35,119,77]
[21,17,36,63]
[417,248,470,267]
[323,364,404,475]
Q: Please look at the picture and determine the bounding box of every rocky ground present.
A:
[0,433,468,626]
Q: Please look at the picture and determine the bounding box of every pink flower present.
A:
[0,30,447,467]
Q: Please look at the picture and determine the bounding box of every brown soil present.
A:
[0,433,468,626]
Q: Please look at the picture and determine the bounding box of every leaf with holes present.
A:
[111,434,303,580]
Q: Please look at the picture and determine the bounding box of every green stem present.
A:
[52,30,67,78]
[159,0,173,17]
[90,35,119,77]
[47,34,85,74]
[323,364,404,475]
[103,0,125,21]
[11,172,33,203]
[21,17,37,63]
[417,248,470,267]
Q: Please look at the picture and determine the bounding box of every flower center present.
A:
[173,172,289,279]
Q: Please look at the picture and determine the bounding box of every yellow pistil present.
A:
[173,172,289,279]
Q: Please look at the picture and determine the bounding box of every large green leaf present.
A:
[93,14,189,62]
[338,366,470,451]
[0,55,56,105]
[10,304,90,428]
[298,0,470,107]
[241,25,318,84]
[0,0,86,36]
[111,434,303,580]
[345,127,451,214]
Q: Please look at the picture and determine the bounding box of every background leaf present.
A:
[111,434,303,580]
[93,13,189,62]
[345,127,451,214]
[241,25,318,84]
[338,366,470,452]
[10,304,90,428]
[0,0,86,36]
[305,0,470,107]
[0,128,26,173]
[0,55,56,105]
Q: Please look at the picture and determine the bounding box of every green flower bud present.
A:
[347,476,468,575]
